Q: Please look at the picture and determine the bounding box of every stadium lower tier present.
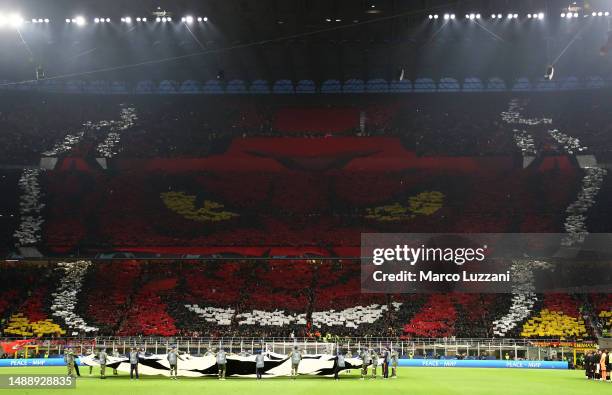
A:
[0,261,606,340]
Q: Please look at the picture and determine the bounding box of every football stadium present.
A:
[0,0,612,394]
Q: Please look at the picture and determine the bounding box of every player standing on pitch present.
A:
[360,348,370,380]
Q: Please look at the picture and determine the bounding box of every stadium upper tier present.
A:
[1,90,612,255]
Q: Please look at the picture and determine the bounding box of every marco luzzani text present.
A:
[370,245,511,283]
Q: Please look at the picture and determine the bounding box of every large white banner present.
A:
[79,352,364,377]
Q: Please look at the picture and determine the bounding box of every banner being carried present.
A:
[79,352,362,378]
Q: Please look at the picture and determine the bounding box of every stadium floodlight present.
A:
[65,18,71,23]
[450,14,455,19]
[9,14,23,27]
[167,17,172,21]
[106,18,110,22]
[476,14,481,19]
[156,17,161,22]
[527,14,532,18]
[75,16,85,25]
[560,13,565,17]
[161,17,167,22]
[38,18,43,23]
[433,14,438,19]
[592,12,598,16]
[122,17,132,23]
[573,12,578,17]
[44,18,49,23]
[94,18,100,23]
[428,14,433,19]
[470,14,475,20]
[606,12,610,16]
[136,17,141,21]
[186,16,194,23]
[513,13,518,18]
[197,16,202,22]
[142,17,147,22]
[443,14,450,20]
[203,16,208,21]
[32,18,38,23]
[538,13,544,19]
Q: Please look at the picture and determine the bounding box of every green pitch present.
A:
[0,366,602,395]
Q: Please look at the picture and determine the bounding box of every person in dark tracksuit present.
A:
[334,349,346,380]
[129,348,140,379]
[382,347,390,379]
[255,350,265,380]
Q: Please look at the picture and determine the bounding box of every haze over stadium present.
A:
[0,0,611,394]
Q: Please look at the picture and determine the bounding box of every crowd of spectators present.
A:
[1,261,607,341]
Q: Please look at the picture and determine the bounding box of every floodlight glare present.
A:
[527,14,532,18]
[203,17,208,22]
[428,14,433,19]
[94,18,100,23]
[156,17,161,22]
[443,14,449,20]
[197,17,202,22]
[9,14,24,27]
[142,17,147,22]
[538,13,544,19]
[75,16,85,25]
[44,18,49,23]
[106,18,110,22]
[476,14,481,19]
[450,14,455,19]
[606,12,610,16]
